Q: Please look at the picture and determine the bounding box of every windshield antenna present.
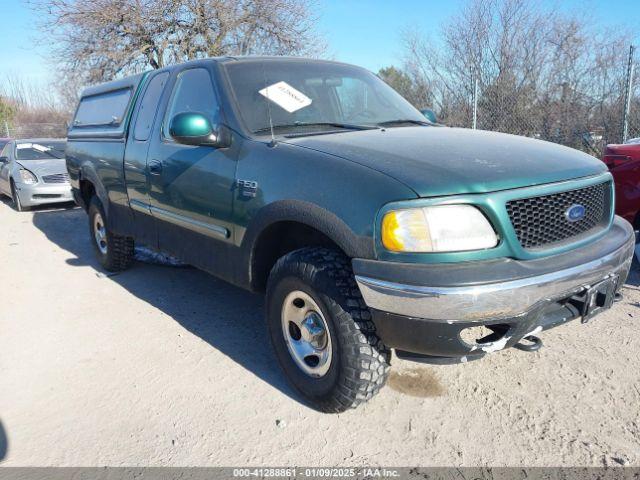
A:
[261,61,276,147]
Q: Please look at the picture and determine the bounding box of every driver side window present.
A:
[163,68,220,140]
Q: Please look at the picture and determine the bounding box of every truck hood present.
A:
[16,158,68,178]
[283,127,607,197]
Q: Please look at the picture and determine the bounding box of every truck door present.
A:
[124,70,170,248]
[145,66,237,267]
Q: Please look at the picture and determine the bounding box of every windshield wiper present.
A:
[377,119,432,127]
[253,122,376,134]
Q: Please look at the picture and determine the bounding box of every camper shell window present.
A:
[73,88,132,127]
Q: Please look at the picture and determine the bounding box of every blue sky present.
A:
[1,0,639,86]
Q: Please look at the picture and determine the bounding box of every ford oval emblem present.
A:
[566,204,586,222]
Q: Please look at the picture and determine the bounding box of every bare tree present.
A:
[378,66,432,109]
[2,74,60,112]
[30,0,325,84]
[401,0,635,151]
[0,74,71,138]
[0,97,16,132]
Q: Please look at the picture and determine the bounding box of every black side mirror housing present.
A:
[169,112,231,148]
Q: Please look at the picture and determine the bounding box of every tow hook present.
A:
[614,292,623,302]
[514,335,543,352]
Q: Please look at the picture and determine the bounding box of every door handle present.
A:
[148,160,163,175]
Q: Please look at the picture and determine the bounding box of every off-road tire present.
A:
[10,180,29,212]
[88,196,134,272]
[266,247,390,413]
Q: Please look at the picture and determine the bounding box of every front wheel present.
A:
[88,197,134,272]
[10,181,28,212]
[266,248,390,413]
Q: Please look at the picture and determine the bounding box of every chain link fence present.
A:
[2,121,68,140]
[622,45,640,143]
[438,45,639,156]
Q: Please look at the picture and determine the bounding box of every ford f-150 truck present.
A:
[66,57,635,412]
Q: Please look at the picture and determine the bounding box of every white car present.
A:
[0,138,73,211]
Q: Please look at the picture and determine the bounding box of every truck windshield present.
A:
[223,60,428,136]
[16,141,66,160]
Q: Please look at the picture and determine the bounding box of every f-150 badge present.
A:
[237,179,258,198]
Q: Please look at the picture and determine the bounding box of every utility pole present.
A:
[3,121,9,138]
[472,75,478,130]
[622,45,635,143]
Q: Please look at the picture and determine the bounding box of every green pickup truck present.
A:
[66,57,635,412]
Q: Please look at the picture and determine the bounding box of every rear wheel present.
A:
[88,196,134,272]
[266,247,390,413]
[10,180,28,212]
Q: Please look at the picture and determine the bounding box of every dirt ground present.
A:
[0,198,639,467]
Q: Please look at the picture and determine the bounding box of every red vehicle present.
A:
[603,138,640,228]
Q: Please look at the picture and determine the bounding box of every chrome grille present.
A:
[506,181,611,250]
[42,173,69,184]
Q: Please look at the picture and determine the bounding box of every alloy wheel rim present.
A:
[93,213,108,255]
[281,290,332,377]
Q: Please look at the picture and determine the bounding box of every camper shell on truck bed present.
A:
[66,57,634,413]
[67,72,148,234]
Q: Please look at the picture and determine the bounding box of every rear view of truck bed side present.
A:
[66,73,148,238]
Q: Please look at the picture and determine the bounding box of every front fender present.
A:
[241,199,374,261]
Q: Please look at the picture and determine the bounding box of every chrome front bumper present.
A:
[355,217,635,323]
[15,182,74,207]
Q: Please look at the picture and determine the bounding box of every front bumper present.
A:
[353,216,635,361]
[15,182,74,207]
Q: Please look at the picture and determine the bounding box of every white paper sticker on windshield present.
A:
[259,81,312,113]
[16,143,51,152]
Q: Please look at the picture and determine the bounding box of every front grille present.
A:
[506,181,611,250]
[42,173,69,184]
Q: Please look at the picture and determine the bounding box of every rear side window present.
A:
[73,88,132,127]
[134,72,169,141]
[162,68,219,139]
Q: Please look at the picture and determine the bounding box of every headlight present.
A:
[381,205,498,253]
[19,169,38,185]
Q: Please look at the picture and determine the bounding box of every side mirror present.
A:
[420,108,438,124]
[0,156,8,164]
[169,112,231,148]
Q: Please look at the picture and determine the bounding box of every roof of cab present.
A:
[216,56,360,68]
[79,56,360,98]
[146,55,355,67]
